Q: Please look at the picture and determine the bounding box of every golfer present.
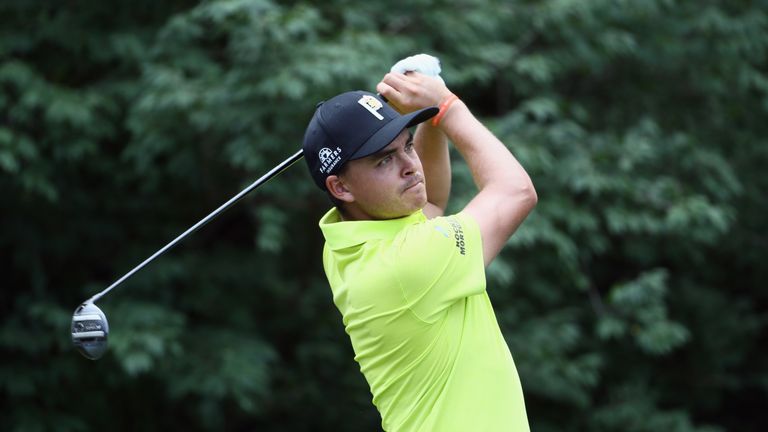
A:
[302,70,537,431]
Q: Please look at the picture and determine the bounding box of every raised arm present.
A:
[440,101,537,266]
[378,72,537,266]
[413,122,450,218]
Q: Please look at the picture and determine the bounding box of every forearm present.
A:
[439,101,534,197]
[414,122,451,212]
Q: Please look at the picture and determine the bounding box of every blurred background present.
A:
[1,0,766,430]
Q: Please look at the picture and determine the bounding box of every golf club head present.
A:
[71,302,109,360]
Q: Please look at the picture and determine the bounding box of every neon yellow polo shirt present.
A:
[319,208,529,432]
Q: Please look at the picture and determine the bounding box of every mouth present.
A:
[403,179,424,192]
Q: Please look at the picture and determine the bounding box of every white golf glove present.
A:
[390,53,445,84]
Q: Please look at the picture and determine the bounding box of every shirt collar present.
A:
[319,208,427,250]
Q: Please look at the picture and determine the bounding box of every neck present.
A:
[337,204,421,222]
[337,203,369,221]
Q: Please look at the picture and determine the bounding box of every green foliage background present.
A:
[2,0,766,430]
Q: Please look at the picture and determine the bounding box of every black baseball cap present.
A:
[302,90,438,190]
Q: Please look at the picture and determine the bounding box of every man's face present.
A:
[336,130,427,220]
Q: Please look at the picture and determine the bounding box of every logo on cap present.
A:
[358,95,384,120]
[319,148,333,165]
[318,146,342,174]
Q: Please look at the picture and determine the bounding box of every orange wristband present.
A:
[431,93,459,126]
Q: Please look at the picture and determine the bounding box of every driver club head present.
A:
[71,302,109,360]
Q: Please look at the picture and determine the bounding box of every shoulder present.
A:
[399,211,479,248]
[394,212,482,274]
[392,212,487,321]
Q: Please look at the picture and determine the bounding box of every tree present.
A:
[1,0,765,431]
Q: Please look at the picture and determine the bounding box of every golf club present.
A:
[71,149,304,360]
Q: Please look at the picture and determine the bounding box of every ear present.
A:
[325,175,355,203]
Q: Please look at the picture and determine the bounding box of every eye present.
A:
[377,155,392,167]
[404,141,415,152]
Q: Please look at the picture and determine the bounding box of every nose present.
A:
[401,151,419,177]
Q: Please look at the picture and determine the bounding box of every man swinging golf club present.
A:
[302,56,537,431]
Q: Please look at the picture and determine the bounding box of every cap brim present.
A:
[348,106,439,160]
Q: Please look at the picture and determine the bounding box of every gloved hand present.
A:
[390,53,445,84]
[377,53,451,114]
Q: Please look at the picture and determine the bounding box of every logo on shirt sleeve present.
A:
[446,217,466,255]
[434,225,450,238]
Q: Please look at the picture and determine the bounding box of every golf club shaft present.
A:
[85,149,305,305]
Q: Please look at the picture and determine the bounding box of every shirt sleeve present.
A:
[394,211,486,323]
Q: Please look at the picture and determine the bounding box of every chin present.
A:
[414,192,428,209]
